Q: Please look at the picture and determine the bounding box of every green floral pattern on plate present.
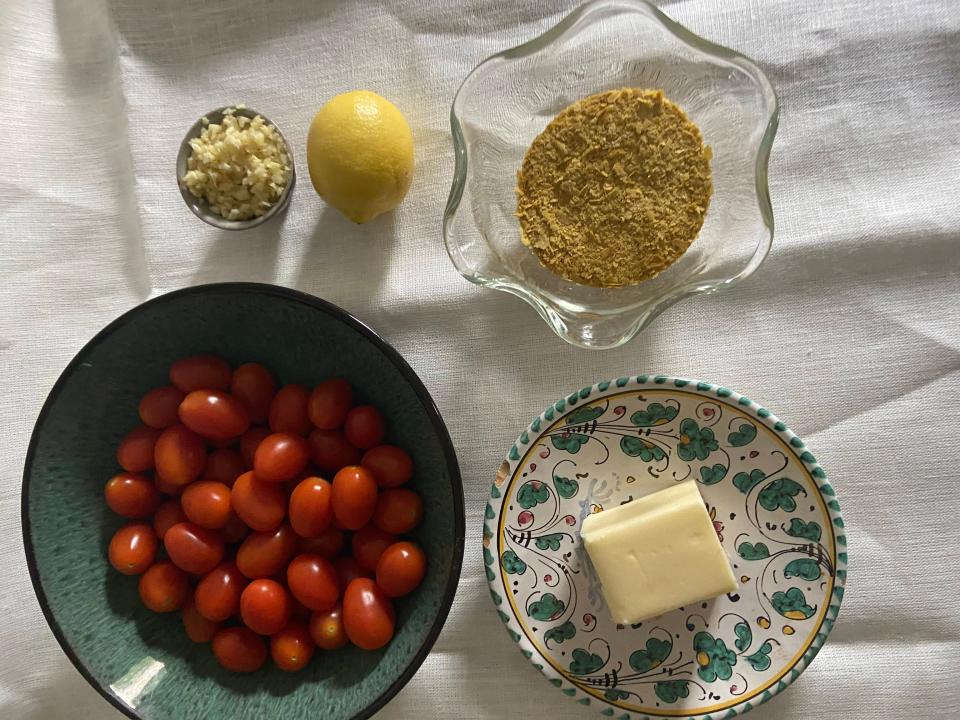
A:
[485,377,846,720]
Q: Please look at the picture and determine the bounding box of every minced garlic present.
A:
[516,88,713,288]
[181,107,291,221]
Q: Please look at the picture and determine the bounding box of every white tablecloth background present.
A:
[1,0,958,718]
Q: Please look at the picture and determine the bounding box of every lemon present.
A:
[306,90,414,224]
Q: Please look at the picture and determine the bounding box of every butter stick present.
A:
[580,481,737,624]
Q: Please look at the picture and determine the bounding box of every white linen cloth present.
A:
[1,0,958,718]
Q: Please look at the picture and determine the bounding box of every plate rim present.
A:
[483,374,846,720]
[21,281,466,720]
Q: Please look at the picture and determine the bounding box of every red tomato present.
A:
[222,511,250,544]
[307,379,353,429]
[239,426,271,467]
[205,448,246,485]
[236,524,298,579]
[231,471,286,531]
[153,500,187,540]
[182,598,220,643]
[212,626,267,673]
[342,578,395,650]
[153,473,184,497]
[154,425,206,486]
[270,620,315,672]
[288,477,333,538]
[178,390,250,441]
[116,425,161,473]
[299,526,344,559]
[169,355,232,393]
[254,433,309,482]
[230,363,276,423]
[308,429,361,473]
[108,523,157,575]
[138,386,186,429]
[343,405,385,449]
[139,561,189,612]
[334,556,370,588]
[195,562,247,622]
[361,445,413,488]
[309,605,348,650]
[331,465,378,530]
[376,541,427,598]
[105,472,161,518]
[286,553,339,612]
[268,384,311,436]
[351,526,396,572]
[240,579,292,635]
[181,481,232,529]
[164,522,224,575]
[372,488,423,535]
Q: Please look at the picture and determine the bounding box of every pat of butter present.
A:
[580,481,737,624]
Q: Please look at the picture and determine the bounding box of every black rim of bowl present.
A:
[20,282,466,720]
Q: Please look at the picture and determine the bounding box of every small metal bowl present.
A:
[176,106,296,230]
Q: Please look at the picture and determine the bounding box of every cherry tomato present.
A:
[309,605,348,650]
[299,526,344,559]
[230,363,276,423]
[154,424,206,486]
[105,472,161,518]
[342,578,395,650]
[138,386,186,429]
[268,384,311,436]
[361,445,413,488]
[212,626,267,673]
[286,553,339,612]
[288,477,333,538]
[178,390,250,441]
[164,522,224,575]
[194,561,245,622]
[181,480,232,529]
[169,355,232,393]
[351,526,396,572]
[222,511,250,543]
[376,541,427,598]
[231,471,286,531]
[270,620,315,672]
[372,488,423,535]
[343,405,385,449]
[139,561,189,612]
[331,465,378,530]
[334,556,370,588]
[239,426,271,467]
[308,429,361,473]
[307,379,353,429]
[116,425,161,473]
[254,433,309,482]
[153,500,187,540]
[182,597,220,643]
[205,448,246,485]
[108,522,157,575]
[240,579,292,635]
[153,473,184,497]
[236,524,298,579]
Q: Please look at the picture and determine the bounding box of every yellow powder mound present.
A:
[516,88,713,288]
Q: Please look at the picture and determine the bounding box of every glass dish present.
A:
[443,0,778,349]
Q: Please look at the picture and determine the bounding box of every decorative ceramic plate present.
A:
[484,376,846,719]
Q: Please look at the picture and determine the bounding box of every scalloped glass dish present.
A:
[444,0,778,349]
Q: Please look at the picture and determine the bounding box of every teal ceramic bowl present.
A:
[22,283,465,720]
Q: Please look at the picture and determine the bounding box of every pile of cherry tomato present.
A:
[105,355,427,673]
